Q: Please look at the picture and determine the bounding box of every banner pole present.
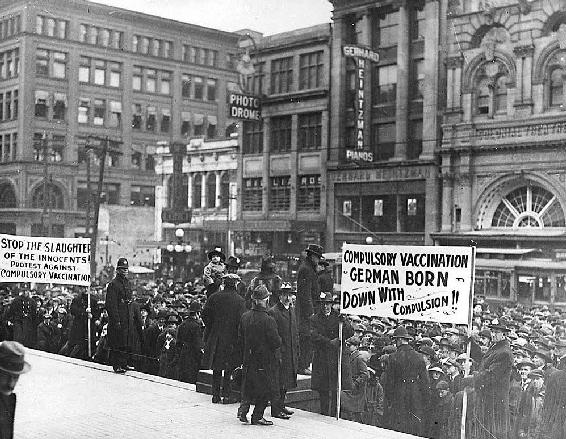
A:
[87,285,92,359]
[460,246,476,439]
[336,320,343,420]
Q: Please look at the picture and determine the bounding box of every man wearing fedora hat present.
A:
[296,243,324,375]
[0,341,30,439]
[105,257,132,374]
[177,301,204,384]
[383,325,430,436]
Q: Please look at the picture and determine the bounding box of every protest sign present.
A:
[340,244,474,324]
[0,234,91,286]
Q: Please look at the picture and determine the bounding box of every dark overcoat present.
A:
[238,305,281,400]
[0,393,15,439]
[142,322,162,375]
[341,348,369,414]
[177,317,203,384]
[105,274,131,349]
[295,258,319,334]
[36,322,60,354]
[535,368,566,439]
[383,343,430,436]
[268,302,299,389]
[470,339,514,439]
[202,286,246,370]
[310,310,354,392]
[6,295,37,348]
[126,301,143,357]
[68,293,99,356]
[318,270,334,293]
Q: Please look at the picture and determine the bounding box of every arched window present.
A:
[491,184,565,228]
[192,174,202,209]
[549,67,564,108]
[477,79,491,115]
[206,174,216,208]
[0,183,16,208]
[220,173,230,208]
[31,182,64,209]
[494,76,507,113]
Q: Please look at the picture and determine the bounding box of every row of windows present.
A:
[242,113,322,154]
[367,4,425,49]
[132,35,173,59]
[78,98,122,128]
[185,173,231,210]
[77,183,155,207]
[79,24,123,49]
[247,51,326,95]
[242,175,321,212]
[133,66,171,94]
[80,57,121,87]
[34,91,66,121]
[32,133,66,163]
[36,16,67,39]
[0,15,20,41]
[36,49,66,79]
[0,90,18,122]
[181,74,217,101]
[0,132,17,163]
[0,48,19,80]
[182,45,218,67]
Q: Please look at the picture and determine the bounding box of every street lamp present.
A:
[175,228,184,239]
[365,236,373,245]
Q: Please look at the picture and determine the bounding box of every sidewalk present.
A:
[16,349,418,439]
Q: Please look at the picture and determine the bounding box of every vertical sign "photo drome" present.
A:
[340,244,475,324]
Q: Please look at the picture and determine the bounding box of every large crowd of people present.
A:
[0,243,565,437]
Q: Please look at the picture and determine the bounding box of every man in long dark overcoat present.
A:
[177,301,204,384]
[202,273,246,403]
[383,325,430,436]
[267,283,299,419]
[5,290,37,348]
[296,244,323,374]
[67,288,99,360]
[310,291,354,417]
[105,258,131,374]
[238,285,282,425]
[469,324,513,439]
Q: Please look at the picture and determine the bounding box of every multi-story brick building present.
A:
[234,25,331,268]
[326,0,445,251]
[0,0,238,270]
[436,0,566,306]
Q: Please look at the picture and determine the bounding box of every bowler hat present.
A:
[189,301,202,313]
[419,345,436,358]
[207,247,226,261]
[251,285,270,300]
[533,349,552,363]
[116,257,129,269]
[516,360,535,369]
[392,326,413,340]
[317,291,334,303]
[528,369,544,380]
[305,244,323,257]
[0,341,31,375]
[225,256,241,268]
[167,315,179,324]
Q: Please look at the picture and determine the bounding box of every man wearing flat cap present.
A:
[0,341,30,439]
[296,243,323,375]
[202,272,246,404]
[237,284,281,426]
[383,325,430,436]
[105,257,132,374]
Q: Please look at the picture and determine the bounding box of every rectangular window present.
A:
[375,65,397,105]
[194,76,204,99]
[408,119,423,160]
[206,78,217,101]
[35,49,49,76]
[131,151,142,168]
[53,93,67,120]
[99,29,110,47]
[79,24,87,42]
[46,18,55,37]
[207,115,217,139]
[411,59,425,101]
[249,63,264,95]
[94,59,106,85]
[271,57,293,94]
[4,91,10,120]
[109,63,121,87]
[163,41,172,58]
[243,178,263,211]
[88,26,98,45]
[52,51,66,78]
[181,111,191,137]
[132,66,142,91]
[109,101,122,128]
[36,16,44,34]
[160,108,171,133]
[146,106,156,131]
[403,194,425,232]
[243,121,263,154]
[0,94,4,120]
[372,122,396,161]
[210,50,218,67]
[271,116,292,153]
[190,47,197,63]
[79,57,90,82]
[182,74,191,97]
[12,90,17,120]
[57,20,67,39]
[299,51,324,90]
[412,6,426,41]
[132,104,142,129]
[151,39,160,57]
[93,99,105,126]
[34,90,48,118]
[78,98,90,124]
[130,185,155,207]
[193,113,204,136]
[111,31,122,50]
[146,154,155,171]
[101,183,120,205]
[373,10,399,48]
[141,37,150,54]
[51,135,65,162]
[298,112,322,150]
[374,199,384,216]
[269,176,290,211]
[132,35,139,53]
[160,71,171,95]
[146,69,156,93]
[297,175,321,211]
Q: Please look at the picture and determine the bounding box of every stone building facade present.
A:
[436,0,566,305]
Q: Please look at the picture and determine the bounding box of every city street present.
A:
[15,349,417,439]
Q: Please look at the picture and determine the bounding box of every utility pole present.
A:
[85,136,92,239]
[41,131,50,236]
[90,137,108,280]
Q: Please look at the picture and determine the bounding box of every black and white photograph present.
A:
[0,0,565,438]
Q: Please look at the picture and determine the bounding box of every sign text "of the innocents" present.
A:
[0,234,91,286]
[340,244,474,324]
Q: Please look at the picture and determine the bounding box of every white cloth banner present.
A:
[0,234,91,286]
[341,244,474,324]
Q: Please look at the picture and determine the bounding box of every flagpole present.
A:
[337,320,343,420]
[460,246,476,439]
[87,284,92,359]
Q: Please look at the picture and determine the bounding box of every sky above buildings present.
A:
[93,0,333,35]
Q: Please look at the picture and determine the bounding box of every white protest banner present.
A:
[0,234,91,286]
[341,244,474,324]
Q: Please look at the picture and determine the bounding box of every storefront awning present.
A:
[476,248,540,256]
[476,258,566,271]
